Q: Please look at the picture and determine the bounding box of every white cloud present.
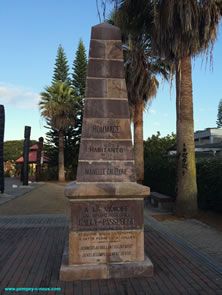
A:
[149,109,157,115]
[0,82,40,110]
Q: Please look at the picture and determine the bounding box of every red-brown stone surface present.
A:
[69,199,144,231]
[60,22,152,281]
[84,99,129,119]
[76,161,136,182]
[78,140,134,161]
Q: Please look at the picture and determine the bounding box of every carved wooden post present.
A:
[0,105,5,193]
[36,137,44,182]
[23,126,31,186]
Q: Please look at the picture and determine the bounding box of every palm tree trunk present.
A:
[58,130,65,182]
[134,101,144,184]
[176,56,198,217]
[176,59,181,142]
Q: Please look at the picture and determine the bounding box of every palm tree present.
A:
[152,0,221,216]
[125,40,169,183]
[111,0,171,183]
[39,82,80,181]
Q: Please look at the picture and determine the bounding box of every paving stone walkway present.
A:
[0,178,42,205]
[145,206,222,272]
[0,214,222,295]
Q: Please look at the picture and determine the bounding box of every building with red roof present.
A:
[15,144,48,164]
[15,144,48,180]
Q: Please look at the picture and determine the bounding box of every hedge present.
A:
[144,158,222,212]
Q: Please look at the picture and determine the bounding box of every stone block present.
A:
[81,118,131,140]
[76,161,136,182]
[78,140,134,161]
[107,79,127,99]
[60,247,153,280]
[85,78,107,98]
[106,41,123,60]
[69,199,144,231]
[91,23,121,41]
[84,99,129,119]
[87,59,125,79]
[89,39,105,59]
[69,231,144,264]
[65,182,150,199]
[107,256,154,279]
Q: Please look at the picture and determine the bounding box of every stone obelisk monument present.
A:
[60,23,153,280]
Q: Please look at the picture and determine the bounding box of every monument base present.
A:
[60,242,153,280]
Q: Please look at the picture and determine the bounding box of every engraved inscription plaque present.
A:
[69,231,144,264]
[77,161,136,182]
[78,140,134,160]
[70,200,144,231]
[81,118,131,140]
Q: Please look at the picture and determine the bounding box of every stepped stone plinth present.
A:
[60,22,153,280]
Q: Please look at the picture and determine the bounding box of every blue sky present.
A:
[0,0,222,141]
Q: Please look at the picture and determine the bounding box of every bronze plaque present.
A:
[70,199,143,231]
[76,161,136,182]
[69,231,144,264]
[78,140,134,161]
[81,118,131,140]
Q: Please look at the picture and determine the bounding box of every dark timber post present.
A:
[0,105,5,194]
[23,126,31,186]
[36,137,44,182]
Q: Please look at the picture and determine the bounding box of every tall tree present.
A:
[216,99,222,128]
[39,82,80,181]
[46,44,70,161]
[125,40,162,184]
[111,0,171,183]
[71,39,88,154]
[152,0,221,216]
[72,39,87,98]
[46,44,75,176]
[52,44,70,84]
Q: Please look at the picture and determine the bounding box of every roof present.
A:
[30,144,38,150]
[15,151,49,163]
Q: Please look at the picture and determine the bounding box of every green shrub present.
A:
[144,132,177,197]
[196,159,222,211]
[40,166,58,181]
[144,159,177,198]
[144,134,222,212]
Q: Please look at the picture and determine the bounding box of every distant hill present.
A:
[4,140,37,161]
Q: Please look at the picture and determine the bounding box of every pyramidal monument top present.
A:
[76,22,136,184]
